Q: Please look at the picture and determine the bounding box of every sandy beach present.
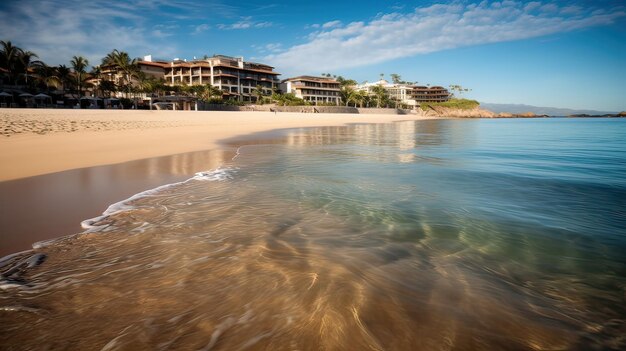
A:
[0,109,431,254]
[0,109,431,181]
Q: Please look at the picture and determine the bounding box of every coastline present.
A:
[0,109,435,181]
[0,109,434,255]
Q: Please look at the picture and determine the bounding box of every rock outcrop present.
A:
[415,106,497,118]
[414,106,552,118]
[569,112,626,118]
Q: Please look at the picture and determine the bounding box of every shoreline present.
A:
[0,109,434,255]
[0,109,435,181]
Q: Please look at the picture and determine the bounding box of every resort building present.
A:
[356,79,450,107]
[280,76,341,105]
[163,55,279,102]
[98,56,168,86]
[97,55,280,103]
[410,86,450,103]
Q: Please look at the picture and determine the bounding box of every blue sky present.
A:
[1,0,624,111]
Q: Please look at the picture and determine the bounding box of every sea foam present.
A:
[29,167,239,249]
[81,167,237,231]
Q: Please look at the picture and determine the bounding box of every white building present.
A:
[356,79,450,107]
[280,76,341,105]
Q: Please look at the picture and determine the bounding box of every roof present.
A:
[138,61,169,68]
[282,76,339,83]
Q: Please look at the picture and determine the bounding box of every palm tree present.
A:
[390,73,402,84]
[55,65,72,96]
[102,49,139,98]
[370,85,388,108]
[353,90,368,108]
[16,50,42,87]
[253,85,265,104]
[34,64,60,93]
[0,40,23,85]
[197,83,222,102]
[100,80,117,98]
[70,56,89,97]
[340,85,356,106]
[90,65,103,97]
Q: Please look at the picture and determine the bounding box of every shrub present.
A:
[420,98,479,111]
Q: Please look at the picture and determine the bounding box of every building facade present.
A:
[97,55,279,102]
[163,55,279,102]
[280,76,341,105]
[410,86,450,103]
[357,79,450,107]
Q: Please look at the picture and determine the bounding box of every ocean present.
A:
[1,118,625,350]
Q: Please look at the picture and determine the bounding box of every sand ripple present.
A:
[0,113,194,137]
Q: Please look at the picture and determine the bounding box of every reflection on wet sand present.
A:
[0,149,230,255]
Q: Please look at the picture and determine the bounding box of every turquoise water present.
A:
[1,118,625,350]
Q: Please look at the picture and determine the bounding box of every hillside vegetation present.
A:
[420,98,480,111]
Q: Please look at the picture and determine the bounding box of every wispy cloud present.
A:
[217,17,274,30]
[321,20,342,29]
[193,23,211,35]
[153,23,179,38]
[252,43,283,54]
[266,1,625,73]
[0,0,189,66]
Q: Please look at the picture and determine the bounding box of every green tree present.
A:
[100,80,117,98]
[202,83,223,101]
[253,85,265,104]
[55,65,72,95]
[370,85,388,108]
[34,64,60,93]
[353,90,368,108]
[102,49,139,98]
[18,50,42,86]
[448,84,471,98]
[0,40,24,85]
[70,55,89,97]
[340,85,357,106]
[271,92,306,106]
[390,73,402,84]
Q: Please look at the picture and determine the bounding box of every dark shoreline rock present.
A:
[569,113,625,118]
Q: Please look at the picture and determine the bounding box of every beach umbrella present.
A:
[19,93,33,98]
[0,91,13,105]
[34,93,51,99]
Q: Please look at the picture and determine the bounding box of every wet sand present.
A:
[0,149,230,256]
[0,109,430,181]
[0,109,430,255]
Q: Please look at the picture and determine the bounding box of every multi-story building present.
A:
[97,55,279,103]
[357,79,450,107]
[410,86,450,103]
[163,55,280,102]
[280,76,341,105]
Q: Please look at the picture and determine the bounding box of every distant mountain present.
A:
[479,103,616,116]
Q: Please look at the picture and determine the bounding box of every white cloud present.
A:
[193,24,211,34]
[0,0,179,66]
[218,17,274,30]
[252,42,283,54]
[322,20,342,29]
[153,24,179,38]
[265,1,625,73]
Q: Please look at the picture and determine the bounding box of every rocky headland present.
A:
[416,105,548,118]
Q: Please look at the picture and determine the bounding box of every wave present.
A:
[30,167,238,250]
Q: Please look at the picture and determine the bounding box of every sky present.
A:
[1,0,624,111]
